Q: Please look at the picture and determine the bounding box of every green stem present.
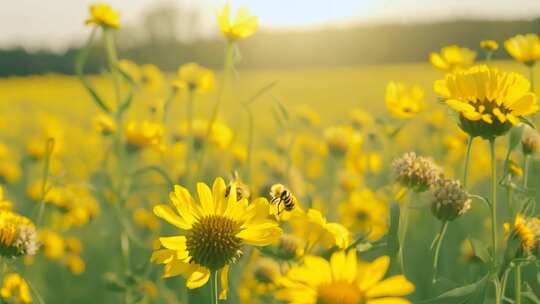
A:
[489,139,498,268]
[515,265,522,304]
[198,42,235,178]
[463,136,473,188]
[326,156,338,220]
[210,270,219,304]
[162,88,178,124]
[103,28,121,105]
[36,138,55,226]
[245,106,254,183]
[529,65,535,93]
[523,155,530,188]
[184,90,195,185]
[398,192,412,275]
[432,221,449,283]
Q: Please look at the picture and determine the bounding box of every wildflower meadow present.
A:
[0,2,540,304]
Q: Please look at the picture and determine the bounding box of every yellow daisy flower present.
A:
[124,121,164,151]
[505,33,540,65]
[289,209,351,252]
[217,4,258,41]
[172,63,215,92]
[434,65,539,139]
[339,189,388,242]
[385,82,424,119]
[508,214,540,252]
[85,3,120,29]
[277,250,415,304]
[0,210,39,258]
[0,273,32,304]
[480,40,499,52]
[151,178,282,299]
[429,45,476,71]
[324,125,362,157]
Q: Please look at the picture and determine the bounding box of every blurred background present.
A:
[2,0,540,76]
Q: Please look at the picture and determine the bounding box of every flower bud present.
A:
[392,152,443,192]
[431,179,471,221]
[521,125,540,156]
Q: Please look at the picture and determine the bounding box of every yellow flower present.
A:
[117,60,141,82]
[277,250,415,304]
[64,254,86,275]
[435,65,539,139]
[293,105,321,127]
[25,138,46,160]
[172,63,215,92]
[85,3,120,29]
[480,40,499,52]
[509,214,540,252]
[151,178,281,299]
[93,114,116,136]
[289,209,351,251]
[124,121,164,151]
[0,210,39,258]
[0,187,13,211]
[339,189,388,241]
[39,230,65,260]
[133,208,160,232]
[349,108,374,130]
[324,125,362,157]
[140,64,164,91]
[0,273,32,304]
[175,119,233,150]
[505,33,540,65]
[217,4,258,41]
[430,45,476,71]
[385,82,424,119]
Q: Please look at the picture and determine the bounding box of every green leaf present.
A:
[102,273,126,292]
[520,116,537,129]
[507,124,525,152]
[386,202,400,258]
[419,275,488,303]
[468,238,490,263]
[271,95,289,122]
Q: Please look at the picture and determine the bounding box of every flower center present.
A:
[317,282,363,304]
[185,215,242,270]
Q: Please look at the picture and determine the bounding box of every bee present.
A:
[269,184,296,214]
[225,171,250,201]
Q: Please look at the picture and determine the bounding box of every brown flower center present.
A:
[185,215,242,270]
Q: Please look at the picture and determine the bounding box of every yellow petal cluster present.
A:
[277,250,415,304]
[172,63,215,92]
[217,4,258,41]
[85,3,120,29]
[505,33,540,65]
[430,45,476,71]
[434,65,538,139]
[151,178,281,298]
[385,81,424,119]
[0,273,32,304]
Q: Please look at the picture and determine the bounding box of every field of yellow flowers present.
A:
[0,3,539,304]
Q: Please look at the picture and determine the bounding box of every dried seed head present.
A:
[392,152,443,192]
[522,125,540,156]
[253,258,280,284]
[14,225,39,256]
[431,179,471,222]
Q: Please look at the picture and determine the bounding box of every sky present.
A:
[1,0,540,51]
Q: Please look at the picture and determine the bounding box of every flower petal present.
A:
[365,275,415,298]
[236,223,282,246]
[153,204,191,229]
[219,265,230,300]
[197,182,215,215]
[358,256,390,291]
